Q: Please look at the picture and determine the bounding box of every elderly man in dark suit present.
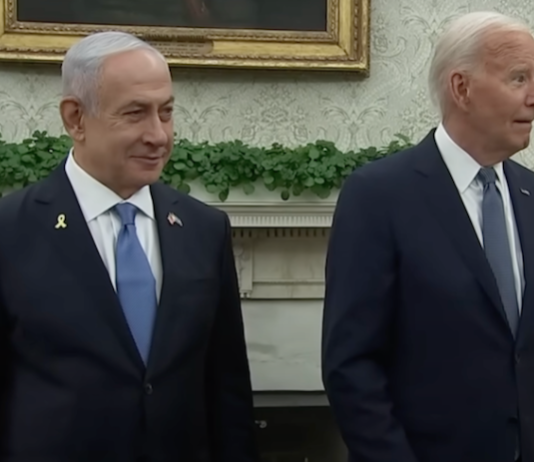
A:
[0,31,258,462]
[322,11,534,462]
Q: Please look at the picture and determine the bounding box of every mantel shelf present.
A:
[189,183,338,228]
[208,201,336,228]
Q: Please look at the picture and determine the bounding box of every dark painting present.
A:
[17,0,328,32]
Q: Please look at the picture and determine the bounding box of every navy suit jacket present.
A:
[0,160,258,462]
[322,130,534,462]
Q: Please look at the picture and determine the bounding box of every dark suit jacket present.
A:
[322,129,534,462]
[0,160,258,462]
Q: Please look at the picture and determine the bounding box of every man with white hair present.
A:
[323,11,534,462]
[0,32,258,461]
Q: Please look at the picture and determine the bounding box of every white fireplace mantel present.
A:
[189,182,338,228]
[190,183,338,392]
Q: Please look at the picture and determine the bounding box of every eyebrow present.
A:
[163,96,175,106]
[121,96,175,110]
[509,65,530,74]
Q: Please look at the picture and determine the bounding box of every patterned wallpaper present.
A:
[0,0,533,163]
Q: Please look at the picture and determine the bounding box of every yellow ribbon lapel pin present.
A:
[55,214,67,229]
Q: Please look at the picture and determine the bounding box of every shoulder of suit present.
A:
[0,178,42,221]
[153,181,229,223]
[507,158,534,182]
[343,143,420,187]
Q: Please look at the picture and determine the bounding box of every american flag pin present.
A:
[520,188,530,196]
[167,212,182,226]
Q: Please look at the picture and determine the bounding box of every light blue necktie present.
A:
[114,202,157,364]
[478,167,520,337]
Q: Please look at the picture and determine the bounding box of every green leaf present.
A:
[292,184,304,196]
[311,185,331,199]
[263,174,274,185]
[170,174,182,186]
[303,177,314,187]
[174,148,189,160]
[206,184,219,194]
[173,162,187,171]
[308,147,320,160]
[242,182,255,195]
[177,182,191,194]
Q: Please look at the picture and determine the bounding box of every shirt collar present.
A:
[64,150,155,222]
[434,122,505,192]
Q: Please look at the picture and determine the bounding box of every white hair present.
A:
[428,11,531,115]
[61,31,166,114]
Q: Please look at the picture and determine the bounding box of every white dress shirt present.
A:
[65,152,163,300]
[434,123,524,310]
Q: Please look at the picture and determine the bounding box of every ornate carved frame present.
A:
[0,0,369,71]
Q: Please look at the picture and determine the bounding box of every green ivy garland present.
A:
[0,131,412,201]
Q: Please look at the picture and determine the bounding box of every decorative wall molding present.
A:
[216,201,336,228]
[232,228,329,299]
[190,181,339,228]
[230,225,328,389]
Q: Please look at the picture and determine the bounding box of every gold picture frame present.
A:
[0,0,370,72]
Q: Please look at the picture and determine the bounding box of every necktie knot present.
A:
[478,167,497,186]
[115,202,137,226]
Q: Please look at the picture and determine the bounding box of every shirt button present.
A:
[144,383,153,395]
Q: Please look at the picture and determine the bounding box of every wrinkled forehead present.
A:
[481,29,534,66]
[100,49,170,85]
[97,49,173,107]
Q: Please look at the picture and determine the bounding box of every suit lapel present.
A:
[34,161,145,370]
[414,132,510,330]
[145,182,186,376]
[504,162,534,343]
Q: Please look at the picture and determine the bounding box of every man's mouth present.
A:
[514,120,533,126]
[132,156,164,165]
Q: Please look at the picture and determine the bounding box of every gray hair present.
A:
[61,31,166,115]
[428,11,531,115]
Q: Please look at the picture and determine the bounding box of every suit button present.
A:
[144,383,153,395]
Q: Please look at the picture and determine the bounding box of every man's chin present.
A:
[518,135,531,151]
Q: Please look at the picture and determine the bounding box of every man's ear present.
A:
[449,70,471,111]
[59,97,86,142]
